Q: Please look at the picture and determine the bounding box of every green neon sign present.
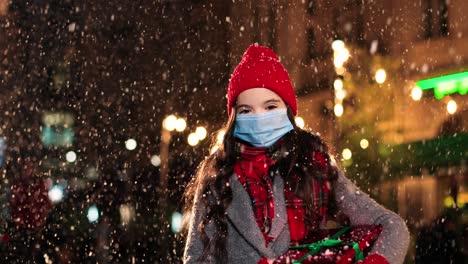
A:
[416,71,468,99]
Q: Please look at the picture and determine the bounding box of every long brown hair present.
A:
[183,107,341,262]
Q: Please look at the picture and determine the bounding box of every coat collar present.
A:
[227,172,289,258]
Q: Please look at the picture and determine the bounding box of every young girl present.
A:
[183,44,409,264]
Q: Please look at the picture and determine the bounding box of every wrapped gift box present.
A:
[273,225,382,264]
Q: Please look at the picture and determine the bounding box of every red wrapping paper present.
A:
[273,225,382,264]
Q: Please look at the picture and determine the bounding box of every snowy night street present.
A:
[0,0,467,263]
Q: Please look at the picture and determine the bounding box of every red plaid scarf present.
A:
[234,138,330,246]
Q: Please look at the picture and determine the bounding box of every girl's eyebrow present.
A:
[237,99,280,109]
[237,104,252,109]
[264,99,281,104]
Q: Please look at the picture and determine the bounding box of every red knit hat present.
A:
[227,44,297,116]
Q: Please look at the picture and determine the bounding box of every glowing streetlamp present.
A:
[195,126,207,140]
[187,126,208,147]
[175,118,187,132]
[334,104,344,117]
[66,151,77,162]
[163,115,177,131]
[335,89,347,101]
[411,87,423,101]
[334,79,343,90]
[48,185,64,203]
[150,155,161,167]
[375,69,387,84]
[125,139,137,150]
[87,205,99,223]
[188,133,199,146]
[332,40,345,51]
[360,139,369,149]
[447,100,457,114]
[295,117,305,129]
[342,148,352,160]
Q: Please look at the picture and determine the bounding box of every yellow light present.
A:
[334,48,350,68]
[339,48,350,62]
[216,130,226,145]
[411,87,423,101]
[447,100,457,114]
[188,133,199,146]
[335,67,346,75]
[163,115,177,131]
[334,57,344,68]
[360,139,369,149]
[342,148,352,160]
[375,69,387,84]
[335,89,347,100]
[444,196,454,208]
[331,40,345,51]
[175,118,187,132]
[334,104,344,117]
[150,155,161,167]
[125,139,137,150]
[334,79,343,90]
[295,117,305,129]
[195,126,207,140]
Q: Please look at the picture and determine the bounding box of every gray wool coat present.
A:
[183,168,410,264]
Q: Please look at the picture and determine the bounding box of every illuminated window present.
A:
[41,112,74,147]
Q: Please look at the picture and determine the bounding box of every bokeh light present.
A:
[125,139,137,150]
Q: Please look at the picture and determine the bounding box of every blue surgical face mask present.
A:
[234,108,294,147]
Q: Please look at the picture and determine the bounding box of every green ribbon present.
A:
[289,226,364,264]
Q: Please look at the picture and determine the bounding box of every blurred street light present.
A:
[342,148,352,160]
[447,100,457,114]
[188,126,208,146]
[336,67,346,75]
[66,151,77,162]
[175,118,187,132]
[150,155,161,167]
[332,39,345,51]
[375,69,387,84]
[163,115,177,131]
[334,104,344,117]
[48,185,64,203]
[125,139,137,150]
[87,205,99,223]
[295,116,305,129]
[411,87,423,101]
[335,89,347,101]
[334,79,343,90]
[195,126,207,140]
[188,133,199,146]
[360,139,369,149]
[171,211,183,233]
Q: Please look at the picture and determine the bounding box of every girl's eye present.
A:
[266,105,277,110]
[238,109,250,114]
